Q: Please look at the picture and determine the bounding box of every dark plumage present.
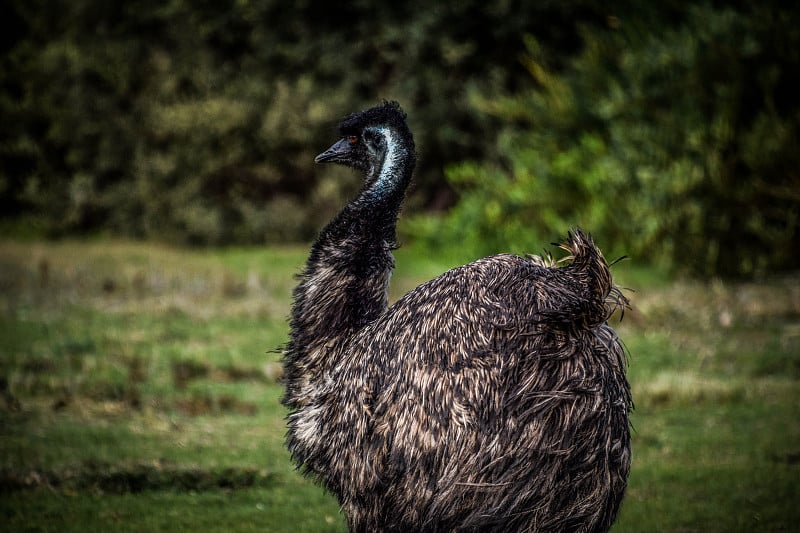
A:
[282,101,632,532]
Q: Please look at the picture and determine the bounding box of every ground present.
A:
[0,239,798,532]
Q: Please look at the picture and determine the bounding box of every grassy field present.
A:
[1,239,798,532]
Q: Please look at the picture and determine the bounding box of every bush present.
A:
[0,0,608,245]
[407,3,800,278]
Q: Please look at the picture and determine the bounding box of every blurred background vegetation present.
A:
[1,0,799,278]
[2,3,799,531]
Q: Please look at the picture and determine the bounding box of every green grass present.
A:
[1,239,798,531]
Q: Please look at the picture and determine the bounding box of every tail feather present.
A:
[559,228,612,298]
[538,228,629,329]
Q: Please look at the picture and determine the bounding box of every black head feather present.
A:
[337,100,409,137]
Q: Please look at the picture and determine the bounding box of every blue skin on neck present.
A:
[365,126,409,201]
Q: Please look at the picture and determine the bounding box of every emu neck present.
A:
[285,129,414,407]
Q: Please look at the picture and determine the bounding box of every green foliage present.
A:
[4,2,798,275]
[409,3,800,278]
[1,0,609,245]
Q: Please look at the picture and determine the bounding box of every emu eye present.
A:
[348,135,359,145]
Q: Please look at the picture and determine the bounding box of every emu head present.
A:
[315,101,414,188]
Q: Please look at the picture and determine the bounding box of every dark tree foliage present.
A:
[410,1,800,278]
[0,0,607,243]
[1,1,798,277]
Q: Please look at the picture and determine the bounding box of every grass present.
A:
[1,238,798,532]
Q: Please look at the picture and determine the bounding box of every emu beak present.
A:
[315,138,352,164]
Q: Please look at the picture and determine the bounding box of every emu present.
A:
[282,101,632,532]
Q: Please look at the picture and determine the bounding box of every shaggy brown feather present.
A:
[282,101,632,532]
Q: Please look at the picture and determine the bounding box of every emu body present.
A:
[282,102,632,532]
